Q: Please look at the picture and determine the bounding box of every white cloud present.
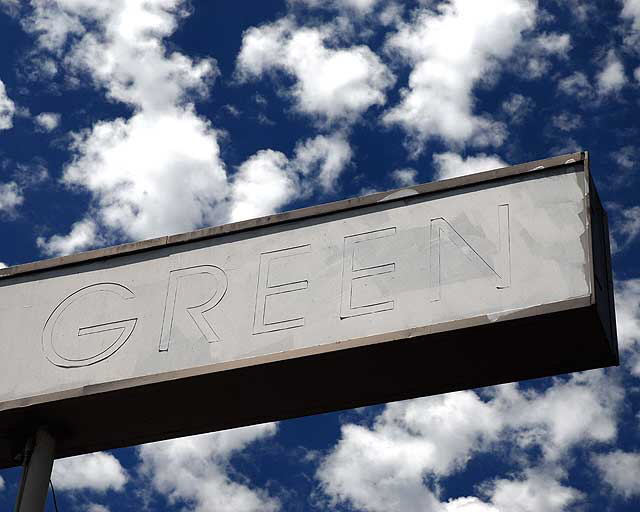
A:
[293,132,352,192]
[37,218,101,257]
[502,93,534,124]
[492,372,621,460]
[14,160,49,186]
[230,150,297,223]
[622,0,640,46]
[0,79,16,130]
[230,133,353,222]
[612,146,636,171]
[551,112,582,132]
[592,450,640,498]
[0,262,7,269]
[317,372,621,511]
[138,424,279,512]
[622,0,640,27]
[24,0,229,245]
[52,452,127,492]
[519,32,572,79]
[62,109,228,241]
[0,474,4,491]
[34,112,61,131]
[0,181,24,213]
[615,278,640,376]
[550,137,581,156]
[533,32,571,54]
[382,0,535,154]
[0,0,20,16]
[432,152,507,181]
[557,71,593,99]
[596,50,627,95]
[23,0,86,53]
[289,0,380,14]
[236,18,394,124]
[86,504,110,512]
[391,168,418,187]
[488,469,583,512]
[444,496,498,511]
[560,0,594,22]
[609,206,640,253]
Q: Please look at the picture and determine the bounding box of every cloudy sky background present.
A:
[1,0,640,510]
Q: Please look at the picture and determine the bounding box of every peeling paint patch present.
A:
[378,189,420,202]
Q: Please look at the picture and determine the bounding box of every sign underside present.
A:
[0,152,617,468]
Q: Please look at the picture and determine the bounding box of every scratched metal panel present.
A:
[0,153,618,467]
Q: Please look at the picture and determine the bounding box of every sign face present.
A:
[0,152,617,468]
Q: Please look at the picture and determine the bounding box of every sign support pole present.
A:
[14,428,55,512]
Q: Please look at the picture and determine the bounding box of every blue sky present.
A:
[1,0,640,511]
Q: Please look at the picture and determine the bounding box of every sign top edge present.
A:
[0,151,586,279]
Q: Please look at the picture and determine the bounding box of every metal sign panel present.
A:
[0,152,617,468]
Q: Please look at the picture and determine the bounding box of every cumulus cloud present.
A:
[382,0,535,154]
[622,0,640,27]
[62,110,228,241]
[317,372,621,511]
[292,132,352,192]
[609,205,640,254]
[551,112,582,132]
[596,50,627,95]
[488,469,583,512]
[615,278,640,376]
[502,93,534,125]
[24,0,230,246]
[289,0,380,14]
[610,146,637,187]
[0,0,19,17]
[230,150,297,223]
[612,146,636,171]
[533,32,572,54]
[432,152,507,181]
[0,181,24,214]
[621,0,640,46]
[236,17,394,124]
[230,133,352,222]
[138,424,279,512]
[34,112,61,131]
[391,167,418,187]
[519,32,572,79]
[557,71,593,99]
[444,496,498,511]
[13,160,49,187]
[52,452,127,492]
[86,504,110,512]
[0,79,16,130]
[37,218,101,257]
[592,450,640,498]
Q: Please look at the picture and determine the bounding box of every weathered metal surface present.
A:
[0,152,617,468]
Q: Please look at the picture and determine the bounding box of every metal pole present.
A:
[14,428,56,512]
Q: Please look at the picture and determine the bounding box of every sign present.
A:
[0,152,618,468]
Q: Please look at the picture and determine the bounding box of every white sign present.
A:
[0,164,592,406]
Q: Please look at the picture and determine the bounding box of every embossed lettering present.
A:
[42,283,137,368]
[430,204,510,301]
[341,228,397,318]
[253,245,311,334]
[159,265,228,352]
